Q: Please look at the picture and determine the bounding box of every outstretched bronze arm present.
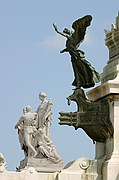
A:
[53,23,68,38]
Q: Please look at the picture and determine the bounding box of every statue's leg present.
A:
[24,133,37,157]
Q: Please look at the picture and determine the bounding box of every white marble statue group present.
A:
[15,92,61,163]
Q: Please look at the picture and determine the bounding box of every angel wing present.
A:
[71,15,92,47]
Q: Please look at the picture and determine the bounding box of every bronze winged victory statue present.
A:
[53,15,100,89]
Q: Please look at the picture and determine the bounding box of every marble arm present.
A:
[15,117,24,129]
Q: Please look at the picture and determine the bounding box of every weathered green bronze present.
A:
[54,15,113,143]
[53,15,100,88]
[59,88,113,143]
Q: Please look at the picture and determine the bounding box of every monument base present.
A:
[18,157,64,173]
[0,157,106,180]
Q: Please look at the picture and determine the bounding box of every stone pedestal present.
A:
[18,157,63,173]
[87,82,119,180]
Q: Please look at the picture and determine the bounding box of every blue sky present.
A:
[0,0,119,171]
